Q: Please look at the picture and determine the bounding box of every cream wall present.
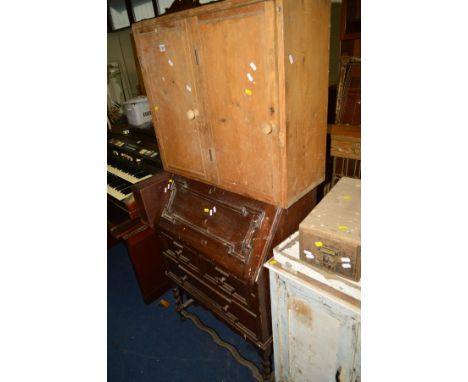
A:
[107,28,140,99]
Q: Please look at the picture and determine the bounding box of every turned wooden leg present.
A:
[172,285,182,311]
[260,345,273,381]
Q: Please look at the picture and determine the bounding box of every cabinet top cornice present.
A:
[133,0,277,32]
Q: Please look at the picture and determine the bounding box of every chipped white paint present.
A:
[288,54,294,64]
[186,84,192,92]
[342,263,351,269]
[213,206,216,213]
[159,44,166,52]
[250,62,257,71]
[164,187,167,193]
[168,59,174,66]
[341,257,351,263]
[265,244,361,382]
[209,209,213,216]
[247,72,254,82]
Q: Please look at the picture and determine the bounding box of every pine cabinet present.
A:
[133,0,331,207]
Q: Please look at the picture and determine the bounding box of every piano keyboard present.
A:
[107,172,135,201]
[107,164,152,184]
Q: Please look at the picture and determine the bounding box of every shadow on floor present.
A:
[108,243,263,382]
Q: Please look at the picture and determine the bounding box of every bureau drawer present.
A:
[201,258,252,307]
[160,230,254,307]
[164,255,259,339]
[160,232,200,273]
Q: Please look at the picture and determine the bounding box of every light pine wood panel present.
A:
[132,0,332,208]
[135,21,209,180]
[280,0,331,206]
[194,2,280,204]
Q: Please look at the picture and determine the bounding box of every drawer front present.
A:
[300,234,361,282]
[159,232,200,273]
[159,229,257,307]
[163,253,259,339]
[201,258,252,307]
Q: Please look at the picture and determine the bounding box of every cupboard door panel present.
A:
[137,21,209,180]
[195,2,280,203]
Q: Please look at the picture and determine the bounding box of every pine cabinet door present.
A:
[194,2,280,204]
[136,20,211,181]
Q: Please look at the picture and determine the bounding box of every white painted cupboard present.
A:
[265,233,361,382]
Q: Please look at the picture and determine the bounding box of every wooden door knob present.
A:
[186,109,199,120]
[261,122,273,135]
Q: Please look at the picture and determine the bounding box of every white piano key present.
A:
[107,164,152,184]
[107,185,132,201]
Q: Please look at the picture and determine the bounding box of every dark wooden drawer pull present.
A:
[215,266,229,278]
[173,241,184,249]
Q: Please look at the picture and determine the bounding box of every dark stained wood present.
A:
[108,127,169,304]
[340,0,361,41]
[132,172,171,228]
[341,38,361,57]
[154,174,318,376]
[339,0,360,56]
[335,57,361,125]
[125,224,170,304]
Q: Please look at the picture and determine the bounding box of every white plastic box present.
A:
[123,96,151,126]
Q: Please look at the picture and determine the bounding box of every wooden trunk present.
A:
[132,0,331,208]
[299,177,361,281]
[156,174,317,351]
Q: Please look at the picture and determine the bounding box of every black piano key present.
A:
[132,170,147,177]
[115,183,132,191]
[108,180,120,188]
[119,186,133,195]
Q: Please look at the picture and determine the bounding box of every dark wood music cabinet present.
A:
[151,175,317,378]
